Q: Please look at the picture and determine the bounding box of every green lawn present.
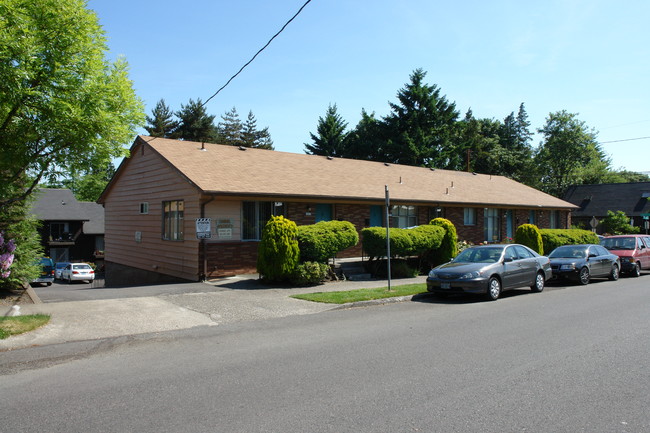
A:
[0,314,50,339]
[291,283,427,304]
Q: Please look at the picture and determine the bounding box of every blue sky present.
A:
[89,0,649,173]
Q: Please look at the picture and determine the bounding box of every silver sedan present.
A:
[427,244,552,301]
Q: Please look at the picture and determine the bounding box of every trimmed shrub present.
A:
[428,218,458,266]
[362,227,440,259]
[540,229,600,253]
[515,224,543,255]
[290,261,330,286]
[257,216,300,282]
[296,220,359,263]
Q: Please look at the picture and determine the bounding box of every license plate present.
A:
[440,282,451,289]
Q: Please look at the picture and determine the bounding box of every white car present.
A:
[54,262,70,280]
[61,263,95,283]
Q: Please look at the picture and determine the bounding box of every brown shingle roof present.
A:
[137,135,576,209]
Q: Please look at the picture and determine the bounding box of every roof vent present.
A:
[327,156,334,160]
[238,146,246,151]
[430,168,435,171]
[472,172,477,175]
[384,163,390,167]
[200,142,207,151]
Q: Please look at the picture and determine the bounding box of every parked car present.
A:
[548,244,620,285]
[30,257,55,286]
[61,263,95,283]
[54,262,71,280]
[600,235,650,277]
[426,244,552,301]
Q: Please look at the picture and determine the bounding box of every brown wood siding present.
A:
[103,143,201,281]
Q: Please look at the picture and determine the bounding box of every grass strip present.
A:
[291,283,427,304]
[0,314,50,339]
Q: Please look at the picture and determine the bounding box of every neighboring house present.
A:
[564,182,650,234]
[30,188,105,266]
[98,136,577,286]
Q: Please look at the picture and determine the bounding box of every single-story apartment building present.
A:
[564,182,650,233]
[98,136,577,286]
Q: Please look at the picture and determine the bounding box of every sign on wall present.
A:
[216,219,233,240]
[195,218,212,239]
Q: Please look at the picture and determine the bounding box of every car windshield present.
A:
[600,237,635,250]
[549,246,587,259]
[454,247,503,263]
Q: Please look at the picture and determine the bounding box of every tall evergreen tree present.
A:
[144,99,178,138]
[241,110,274,149]
[304,104,349,156]
[173,98,218,143]
[218,107,243,146]
[344,109,384,161]
[382,69,460,168]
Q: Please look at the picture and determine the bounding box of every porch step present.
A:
[333,259,373,281]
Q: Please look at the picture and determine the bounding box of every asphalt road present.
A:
[4,276,650,432]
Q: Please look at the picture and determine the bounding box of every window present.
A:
[529,210,536,225]
[50,222,71,241]
[484,208,500,242]
[140,202,149,214]
[549,210,560,229]
[162,200,184,241]
[242,201,285,240]
[514,245,534,259]
[429,207,444,220]
[464,208,476,225]
[390,205,416,228]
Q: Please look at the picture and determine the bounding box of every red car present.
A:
[600,235,650,277]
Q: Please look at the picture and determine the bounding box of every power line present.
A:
[599,136,650,144]
[202,0,313,107]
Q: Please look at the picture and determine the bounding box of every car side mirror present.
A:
[589,253,598,258]
[503,257,513,263]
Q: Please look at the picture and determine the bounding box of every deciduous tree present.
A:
[0,0,145,212]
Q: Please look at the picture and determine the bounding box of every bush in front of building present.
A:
[427,218,458,266]
[361,225,444,259]
[539,229,600,253]
[257,216,300,282]
[515,224,544,255]
[296,220,359,263]
[289,261,331,286]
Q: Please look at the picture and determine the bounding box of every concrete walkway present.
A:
[0,275,427,351]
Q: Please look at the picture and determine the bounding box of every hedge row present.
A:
[361,225,445,260]
[296,220,359,263]
[540,229,599,253]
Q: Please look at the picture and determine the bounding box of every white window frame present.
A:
[162,200,184,241]
[139,202,149,214]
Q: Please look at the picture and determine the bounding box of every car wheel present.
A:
[579,267,590,285]
[486,277,501,301]
[631,262,641,278]
[609,264,619,281]
[46,282,52,286]
[531,272,545,292]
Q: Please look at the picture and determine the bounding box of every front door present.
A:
[315,204,332,222]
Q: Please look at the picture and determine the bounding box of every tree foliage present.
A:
[173,98,219,143]
[534,110,605,197]
[0,0,144,212]
[304,104,349,157]
[601,210,640,235]
[145,99,178,138]
[428,218,458,265]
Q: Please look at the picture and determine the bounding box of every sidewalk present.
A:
[0,275,427,351]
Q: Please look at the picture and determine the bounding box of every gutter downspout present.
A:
[200,195,216,281]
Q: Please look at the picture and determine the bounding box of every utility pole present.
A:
[385,185,391,292]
